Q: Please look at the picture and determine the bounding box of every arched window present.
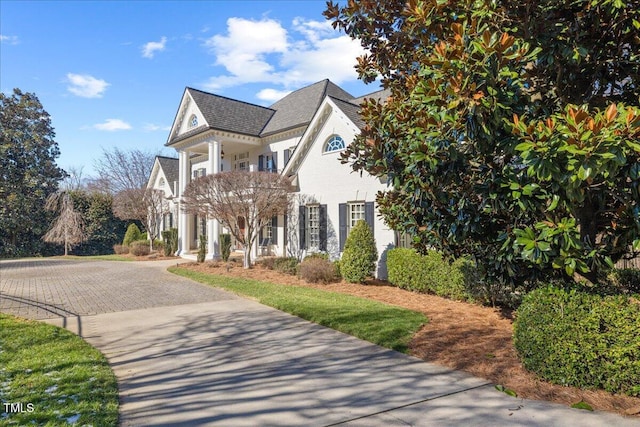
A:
[189,114,198,128]
[159,177,165,187]
[324,135,345,153]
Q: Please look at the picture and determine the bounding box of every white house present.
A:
[149,79,396,278]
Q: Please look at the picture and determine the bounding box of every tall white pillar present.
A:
[178,150,191,256]
[207,141,221,260]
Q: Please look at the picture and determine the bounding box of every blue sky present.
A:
[1,0,375,177]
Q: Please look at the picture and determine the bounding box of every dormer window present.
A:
[324,135,345,153]
[189,114,198,128]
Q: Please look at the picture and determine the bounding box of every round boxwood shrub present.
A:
[341,220,377,283]
[514,285,640,396]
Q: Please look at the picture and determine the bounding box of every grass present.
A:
[169,267,428,353]
[0,314,118,426]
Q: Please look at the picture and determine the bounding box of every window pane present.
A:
[306,205,320,250]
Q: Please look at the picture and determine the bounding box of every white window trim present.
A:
[323,135,346,154]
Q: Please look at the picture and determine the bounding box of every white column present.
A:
[207,141,221,260]
[178,150,191,256]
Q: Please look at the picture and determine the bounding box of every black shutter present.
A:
[271,154,277,172]
[319,204,327,251]
[284,149,291,166]
[258,155,264,171]
[339,203,347,251]
[365,202,375,233]
[299,205,306,250]
[271,216,278,244]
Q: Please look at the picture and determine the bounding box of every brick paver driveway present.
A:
[0,258,237,320]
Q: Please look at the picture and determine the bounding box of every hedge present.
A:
[514,285,640,396]
[387,248,474,301]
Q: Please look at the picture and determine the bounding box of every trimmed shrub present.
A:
[162,228,178,256]
[303,252,329,261]
[129,240,150,256]
[273,257,299,275]
[514,285,640,396]
[299,257,338,283]
[333,259,342,279]
[113,244,129,255]
[608,268,640,294]
[197,235,207,263]
[341,220,377,283]
[123,224,142,247]
[387,248,475,301]
[152,240,164,253]
[220,233,231,262]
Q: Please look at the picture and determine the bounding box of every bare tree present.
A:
[90,147,156,229]
[181,171,293,268]
[144,188,169,250]
[43,192,87,256]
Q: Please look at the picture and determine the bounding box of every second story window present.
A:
[189,114,198,128]
[324,135,345,153]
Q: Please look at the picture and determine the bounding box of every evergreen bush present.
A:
[162,228,178,256]
[387,248,475,301]
[220,233,231,262]
[123,223,142,247]
[514,285,640,396]
[608,268,640,294]
[272,257,299,275]
[341,220,377,283]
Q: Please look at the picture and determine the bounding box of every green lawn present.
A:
[169,267,428,353]
[0,314,118,426]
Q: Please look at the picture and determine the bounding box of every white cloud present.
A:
[66,73,109,98]
[142,36,167,58]
[256,88,292,103]
[0,34,19,45]
[201,17,364,93]
[93,119,131,131]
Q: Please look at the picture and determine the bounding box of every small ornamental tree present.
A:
[341,220,378,283]
[181,171,292,268]
[43,192,87,256]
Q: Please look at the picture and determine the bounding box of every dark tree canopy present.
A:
[0,89,65,257]
[505,0,640,110]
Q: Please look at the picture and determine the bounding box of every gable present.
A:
[283,96,361,177]
[166,88,275,146]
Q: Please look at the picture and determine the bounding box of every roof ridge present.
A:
[187,87,275,112]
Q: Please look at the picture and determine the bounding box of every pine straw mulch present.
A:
[178,259,640,418]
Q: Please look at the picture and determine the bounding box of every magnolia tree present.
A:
[325,0,640,289]
[181,171,293,268]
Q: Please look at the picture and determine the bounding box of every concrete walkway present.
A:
[1,259,638,426]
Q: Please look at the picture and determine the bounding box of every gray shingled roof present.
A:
[168,80,372,146]
[260,79,354,136]
[157,156,179,193]
[329,96,365,129]
[168,88,275,146]
[352,87,391,105]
